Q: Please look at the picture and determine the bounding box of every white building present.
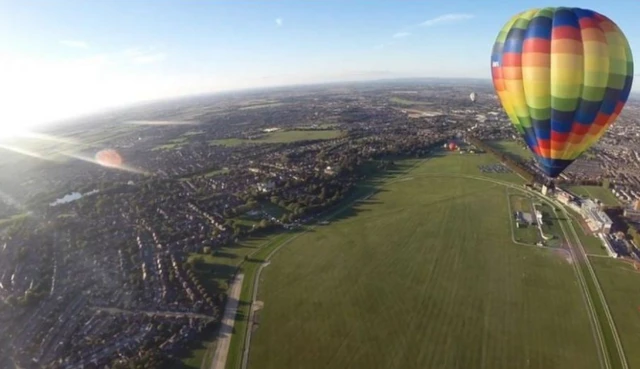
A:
[541,185,550,196]
[581,199,613,233]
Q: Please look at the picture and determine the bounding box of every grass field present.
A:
[589,257,640,369]
[0,213,28,227]
[246,153,600,369]
[389,96,423,105]
[569,186,619,206]
[210,130,344,146]
[508,194,539,244]
[486,140,533,161]
[238,102,284,110]
[153,137,190,151]
[536,202,565,247]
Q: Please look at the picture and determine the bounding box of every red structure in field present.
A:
[448,142,457,151]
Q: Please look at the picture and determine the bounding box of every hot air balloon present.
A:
[95,149,123,168]
[491,7,633,178]
[448,142,457,151]
[470,92,477,103]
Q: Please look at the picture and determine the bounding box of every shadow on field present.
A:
[324,205,372,224]
[212,251,239,259]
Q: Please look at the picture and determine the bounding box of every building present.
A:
[541,185,550,196]
[597,233,619,258]
[624,208,640,222]
[556,190,575,205]
[581,199,613,234]
[634,199,640,211]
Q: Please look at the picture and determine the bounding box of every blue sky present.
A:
[0,0,639,129]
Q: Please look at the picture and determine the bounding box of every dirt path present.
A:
[211,273,244,369]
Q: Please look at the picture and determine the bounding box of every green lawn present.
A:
[486,140,533,161]
[589,257,640,369]
[0,213,28,227]
[508,194,539,244]
[535,202,565,247]
[389,96,422,105]
[569,186,619,206]
[238,102,284,110]
[246,155,600,369]
[153,136,190,151]
[210,130,344,146]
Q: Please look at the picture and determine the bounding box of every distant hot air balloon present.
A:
[448,142,457,151]
[469,92,477,103]
[95,149,123,168]
[491,7,633,178]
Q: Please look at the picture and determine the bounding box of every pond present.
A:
[49,189,99,207]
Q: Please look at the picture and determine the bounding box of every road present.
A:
[211,273,244,369]
[91,306,216,322]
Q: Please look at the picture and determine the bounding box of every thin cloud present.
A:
[60,40,88,48]
[132,53,166,64]
[393,32,411,38]
[275,18,283,27]
[420,13,474,27]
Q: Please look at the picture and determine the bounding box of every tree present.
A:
[280,213,290,223]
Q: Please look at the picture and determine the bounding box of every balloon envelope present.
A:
[470,92,477,102]
[95,149,123,168]
[491,7,633,178]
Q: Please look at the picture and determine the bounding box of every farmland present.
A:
[210,130,344,147]
[245,153,600,369]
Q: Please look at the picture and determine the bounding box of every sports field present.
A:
[246,153,601,369]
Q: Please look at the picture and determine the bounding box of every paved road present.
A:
[211,273,244,369]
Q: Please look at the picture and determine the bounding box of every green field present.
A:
[508,193,539,244]
[238,102,285,110]
[246,153,600,369]
[153,137,190,151]
[535,202,565,247]
[210,130,344,146]
[0,212,28,227]
[486,140,533,161]
[569,186,619,206]
[389,96,424,106]
[589,257,640,369]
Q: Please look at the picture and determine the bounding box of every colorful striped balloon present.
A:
[491,7,633,178]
